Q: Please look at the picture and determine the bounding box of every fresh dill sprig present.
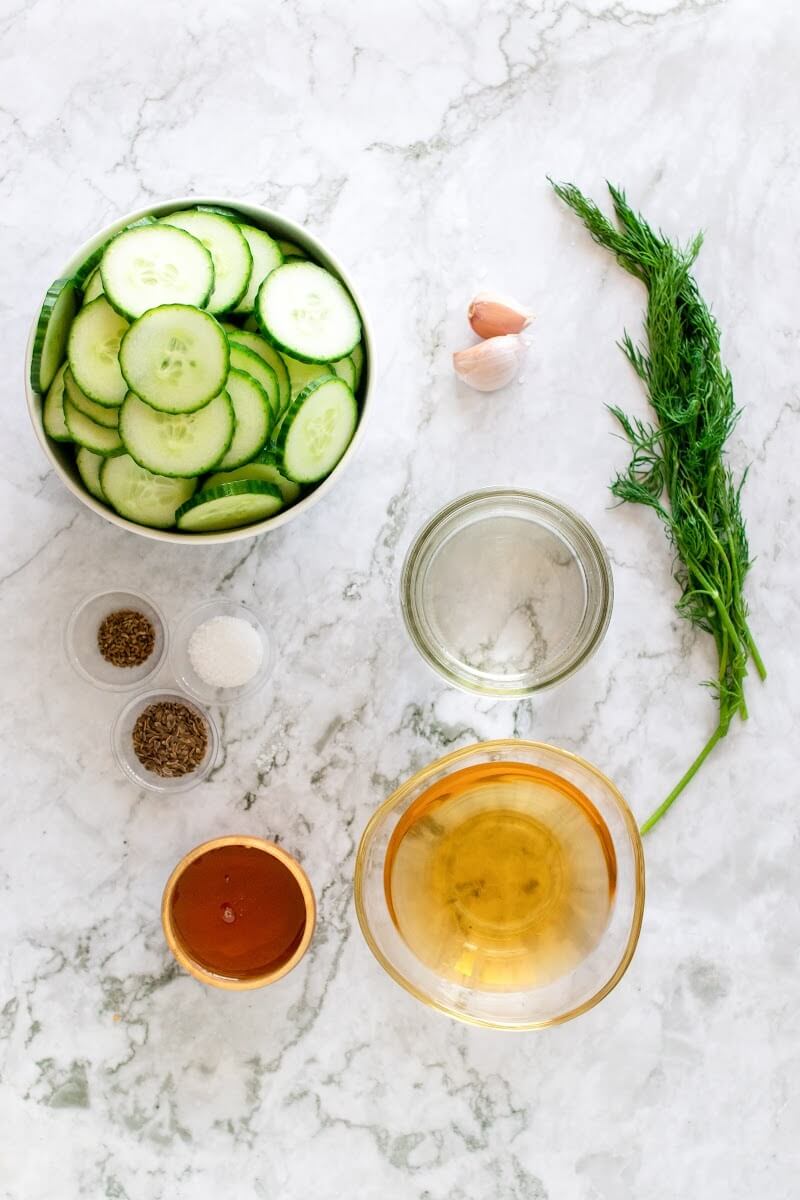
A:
[550,179,766,834]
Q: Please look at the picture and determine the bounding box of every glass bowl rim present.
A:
[400,487,614,698]
[354,738,645,1030]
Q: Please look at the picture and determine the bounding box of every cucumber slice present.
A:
[206,453,301,504]
[350,342,364,387]
[256,262,361,364]
[330,354,356,390]
[176,480,283,532]
[277,240,307,259]
[119,305,229,414]
[30,277,78,394]
[194,204,245,220]
[67,296,129,407]
[81,267,104,303]
[100,453,197,528]
[160,210,252,313]
[228,345,278,422]
[277,376,357,484]
[73,247,105,289]
[64,368,120,429]
[64,397,125,455]
[242,314,260,333]
[282,353,333,405]
[76,447,107,502]
[43,364,71,442]
[216,368,272,471]
[227,330,289,411]
[73,216,159,290]
[233,226,283,314]
[120,390,233,478]
[100,224,214,319]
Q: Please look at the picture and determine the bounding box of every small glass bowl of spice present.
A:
[65,588,168,691]
[170,600,274,706]
[112,689,218,793]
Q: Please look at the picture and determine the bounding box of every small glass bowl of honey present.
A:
[354,740,644,1030]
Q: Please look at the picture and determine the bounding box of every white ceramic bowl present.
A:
[25,196,374,545]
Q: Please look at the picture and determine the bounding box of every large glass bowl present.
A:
[354,740,644,1030]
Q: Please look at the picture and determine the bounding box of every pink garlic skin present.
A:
[468,291,534,339]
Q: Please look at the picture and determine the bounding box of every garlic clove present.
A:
[468,291,534,339]
[452,334,527,392]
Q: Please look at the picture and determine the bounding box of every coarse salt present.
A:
[188,615,263,689]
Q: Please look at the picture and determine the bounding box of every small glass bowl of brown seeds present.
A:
[65,589,168,691]
[112,689,219,793]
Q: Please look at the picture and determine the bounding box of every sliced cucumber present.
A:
[242,314,260,333]
[227,330,290,411]
[64,397,125,456]
[119,305,229,414]
[101,223,214,319]
[120,390,233,478]
[216,368,272,471]
[72,216,158,290]
[160,210,252,313]
[233,226,283,314]
[81,266,104,303]
[256,261,361,364]
[42,364,71,446]
[100,453,197,529]
[330,354,356,390]
[282,353,333,405]
[206,451,301,504]
[67,296,129,407]
[350,341,364,387]
[73,246,105,289]
[277,240,307,259]
[43,363,71,442]
[194,204,245,220]
[228,344,278,422]
[76,447,107,502]
[277,375,357,484]
[64,369,120,429]
[176,480,283,532]
[30,277,78,393]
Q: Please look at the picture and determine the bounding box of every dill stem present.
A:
[744,624,767,681]
[640,723,726,834]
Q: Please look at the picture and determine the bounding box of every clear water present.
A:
[421,513,588,684]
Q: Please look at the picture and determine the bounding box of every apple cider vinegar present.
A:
[384,761,616,991]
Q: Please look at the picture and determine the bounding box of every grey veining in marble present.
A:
[1,0,798,1196]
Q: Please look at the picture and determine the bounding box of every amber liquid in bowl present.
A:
[384,762,617,992]
[169,844,309,980]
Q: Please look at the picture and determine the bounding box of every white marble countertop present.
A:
[1,1,797,1196]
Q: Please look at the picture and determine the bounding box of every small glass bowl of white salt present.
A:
[169,599,274,705]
